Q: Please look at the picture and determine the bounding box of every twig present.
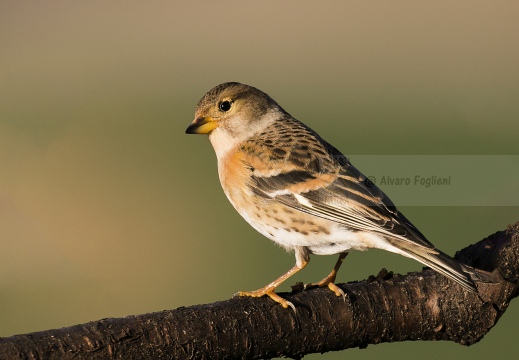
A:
[1,222,517,359]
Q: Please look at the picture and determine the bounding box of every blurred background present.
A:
[1,1,518,359]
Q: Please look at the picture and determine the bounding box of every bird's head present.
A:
[186,83,286,156]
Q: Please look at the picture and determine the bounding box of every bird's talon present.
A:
[234,287,296,310]
[285,300,296,313]
[304,277,347,301]
[328,283,347,301]
[303,283,314,291]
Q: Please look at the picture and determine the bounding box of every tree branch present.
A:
[1,221,518,359]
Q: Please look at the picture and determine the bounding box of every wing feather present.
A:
[245,117,434,249]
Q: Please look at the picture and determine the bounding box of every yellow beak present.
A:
[185,116,218,134]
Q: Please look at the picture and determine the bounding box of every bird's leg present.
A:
[235,247,309,311]
[305,252,348,298]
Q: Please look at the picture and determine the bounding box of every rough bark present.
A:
[1,221,518,360]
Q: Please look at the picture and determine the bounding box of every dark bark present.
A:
[1,222,518,360]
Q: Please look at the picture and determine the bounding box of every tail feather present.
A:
[391,241,494,293]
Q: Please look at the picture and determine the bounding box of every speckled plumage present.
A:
[186,82,493,309]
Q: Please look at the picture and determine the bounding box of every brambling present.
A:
[186,82,492,310]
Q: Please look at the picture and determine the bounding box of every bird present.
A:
[185,82,493,310]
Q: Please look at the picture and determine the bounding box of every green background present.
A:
[1,1,518,359]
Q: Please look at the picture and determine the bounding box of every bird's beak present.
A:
[185,116,218,134]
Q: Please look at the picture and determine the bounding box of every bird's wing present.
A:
[245,119,434,249]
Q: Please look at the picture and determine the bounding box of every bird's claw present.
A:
[234,289,296,313]
[305,279,346,302]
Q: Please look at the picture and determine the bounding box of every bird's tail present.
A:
[391,241,495,293]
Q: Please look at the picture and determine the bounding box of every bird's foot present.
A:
[305,276,346,300]
[234,288,295,312]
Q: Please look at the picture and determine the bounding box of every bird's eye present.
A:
[219,100,232,112]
